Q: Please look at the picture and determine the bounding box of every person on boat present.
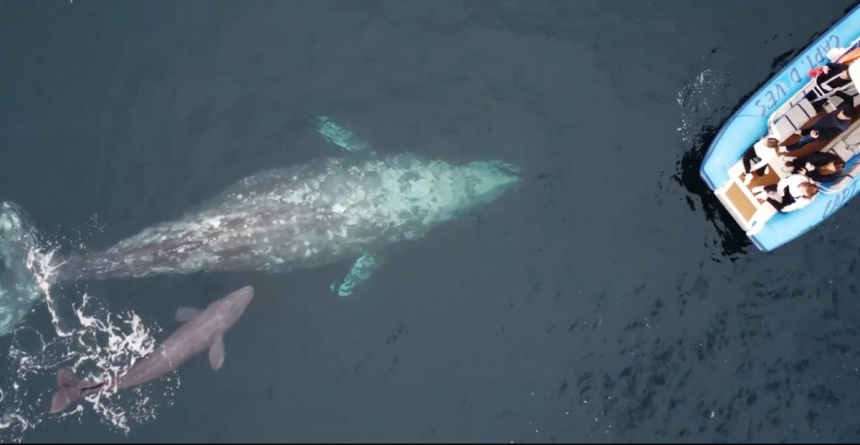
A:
[784,151,846,183]
[741,137,781,185]
[782,100,856,153]
[805,62,854,113]
[752,174,819,213]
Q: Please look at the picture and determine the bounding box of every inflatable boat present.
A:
[700,4,860,252]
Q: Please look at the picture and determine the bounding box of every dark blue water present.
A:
[3,0,860,442]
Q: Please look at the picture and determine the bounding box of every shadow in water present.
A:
[673,123,751,262]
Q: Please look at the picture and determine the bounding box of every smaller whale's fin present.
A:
[175,307,202,323]
[330,252,383,297]
[58,368,79,387]
[209,334,225,370]
[313,116,370,153]
[51,385,81,414]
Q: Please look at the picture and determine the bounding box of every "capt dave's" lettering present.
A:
[754,34,842,117]
[822,177,859,220]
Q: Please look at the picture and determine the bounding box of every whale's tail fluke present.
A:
[0,201,45,337]
[49,368,105,414]
[50,368,83,414]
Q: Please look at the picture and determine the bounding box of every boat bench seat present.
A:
[771,98,817,143]
[844,123,860,147]
[828,140,855,162]
[825,87,860,109]
[805,78,859,111]
[826,118,860,161]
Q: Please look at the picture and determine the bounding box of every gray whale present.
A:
[49,285,255,413]
[0,118,521,336]
[55,152,519,283]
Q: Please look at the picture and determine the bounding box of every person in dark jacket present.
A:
[752,175,819,213]
[741,136,781,185]
[785,151,846,183]
[805,62,853,113]
[783,100,856,153]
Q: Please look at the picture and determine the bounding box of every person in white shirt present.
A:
[742,136,781,185]
[752,174,819,213]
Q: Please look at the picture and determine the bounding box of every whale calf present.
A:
[49,285,254,413]
[0,118,521,336]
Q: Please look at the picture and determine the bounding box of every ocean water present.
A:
[2,0,860,442]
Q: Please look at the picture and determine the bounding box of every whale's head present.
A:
[459,159,522,207]
[366,154,522,233]
[209,285,255,326]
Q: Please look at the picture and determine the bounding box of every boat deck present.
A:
[743,100,860,183]
[718,101,860,232]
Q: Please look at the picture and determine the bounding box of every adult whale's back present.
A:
[54,152,520,282]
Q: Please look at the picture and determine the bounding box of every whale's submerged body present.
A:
[0,118,521,336]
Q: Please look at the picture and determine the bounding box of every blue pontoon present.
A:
[700,5,860,251]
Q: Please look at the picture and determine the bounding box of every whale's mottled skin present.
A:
[53,153,519,283]
[0,202,44,336]
[0,119,521,337]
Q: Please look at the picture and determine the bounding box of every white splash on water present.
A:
[676,69,734,145]
[0,228,175,442]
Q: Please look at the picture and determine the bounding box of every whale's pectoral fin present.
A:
[209,334,225,370]
[330,252,383,298]
[313,116,370,153]
[175,307,202,323]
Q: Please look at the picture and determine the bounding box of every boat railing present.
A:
[766,76,857,131]
[809,80,858,106]
[766,36,860,129]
